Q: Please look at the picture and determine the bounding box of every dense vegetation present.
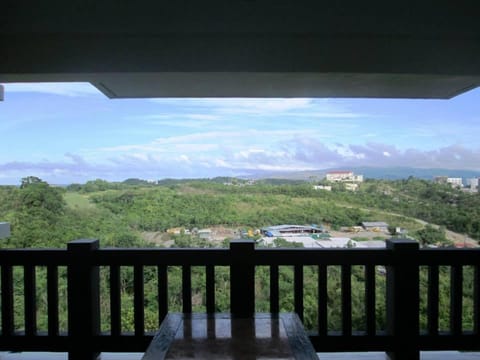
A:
[345,178,480,240]
[0,176,479,333]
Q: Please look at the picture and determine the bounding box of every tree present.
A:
[18,178,65,219]
[273,237,304,248]
[20,176,45,188]
[7,177,66,248]
[415,225,451,247]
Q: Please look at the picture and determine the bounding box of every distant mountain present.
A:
[243,167,480,181]
[238,170,326,181]
[343,167,480,181]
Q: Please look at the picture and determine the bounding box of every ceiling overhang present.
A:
[2,2,480,98]
[92,73,479,99]
[3,72,476,99]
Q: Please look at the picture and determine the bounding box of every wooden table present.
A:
[142,313,318,360]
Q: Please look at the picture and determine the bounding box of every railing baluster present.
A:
[182,265,192,313]
[206,265,215,313]
[47,265,59,336]
[318,264,327,336]
[365,265,376,336]
[110,265,121,336]
[134,265,144,336]
[1,264,14,336]
[158,265,168,325]
[428,265,439,335]
[294,265,304,322]
[4,238,480,356]
[450,265,463,335]
[24,265,36,336]
[342,264,352,336]
[270,265,279,313]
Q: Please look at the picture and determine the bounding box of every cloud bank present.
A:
[1,141,479,185]
[2,88,480,184]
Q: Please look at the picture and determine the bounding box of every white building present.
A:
[0,222,11,239]
[261,236,386,249]
[313,185,332,191]
[345,183,359,191]
[326,171,363,183]
[326,171,353,181]
[447,177,463,188]
[361,221,389,232]
[467,178,479,189]
[261,224,326,237]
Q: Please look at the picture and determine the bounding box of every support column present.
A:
[230,240,255,318]
[67,239,100,360]
[386,239,420,360]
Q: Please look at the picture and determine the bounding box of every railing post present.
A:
[386,239,419,360]
[230,239,255,317]
[67,239,100,360]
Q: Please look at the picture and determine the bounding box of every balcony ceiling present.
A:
[1,2,480,98]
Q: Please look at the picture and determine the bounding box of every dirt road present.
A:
[335,203,478,247]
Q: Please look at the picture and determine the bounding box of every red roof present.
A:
[454,242,476,248]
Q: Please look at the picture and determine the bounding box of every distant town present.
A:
[136,170,473,249]
[312,170,480,193]
[433,175,480,192]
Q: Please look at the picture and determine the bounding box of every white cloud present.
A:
[1,142,480,185]
[179,155,191,163]
[151,98,314,115]
[147,98,369,124]
[212,98,312,113]
[4,82,101,97]
[294,111,366,119]
[140,114,220,121]
[96,129,312,155]
[147,119,219,129]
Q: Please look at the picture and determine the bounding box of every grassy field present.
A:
[64,192,95,210]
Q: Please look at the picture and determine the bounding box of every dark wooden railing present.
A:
[1,238,480,360]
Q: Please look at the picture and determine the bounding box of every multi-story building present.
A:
[447,177,463,188]
[326,171,363,183]
[467,178,479,189]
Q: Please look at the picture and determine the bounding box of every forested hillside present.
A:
[78,177,480,242]
[0,176,478,333]
[2,176,479,248]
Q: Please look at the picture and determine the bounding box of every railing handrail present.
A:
[1,246,479,266]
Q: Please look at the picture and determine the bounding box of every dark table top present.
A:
[142,313,318,360]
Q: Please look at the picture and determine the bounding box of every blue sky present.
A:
[0,82,479,185]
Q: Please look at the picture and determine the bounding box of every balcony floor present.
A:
[320,352,480,359]
[1,352,480,359]
[0,354,143,360]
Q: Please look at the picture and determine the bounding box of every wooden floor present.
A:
[1,352,480,359]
